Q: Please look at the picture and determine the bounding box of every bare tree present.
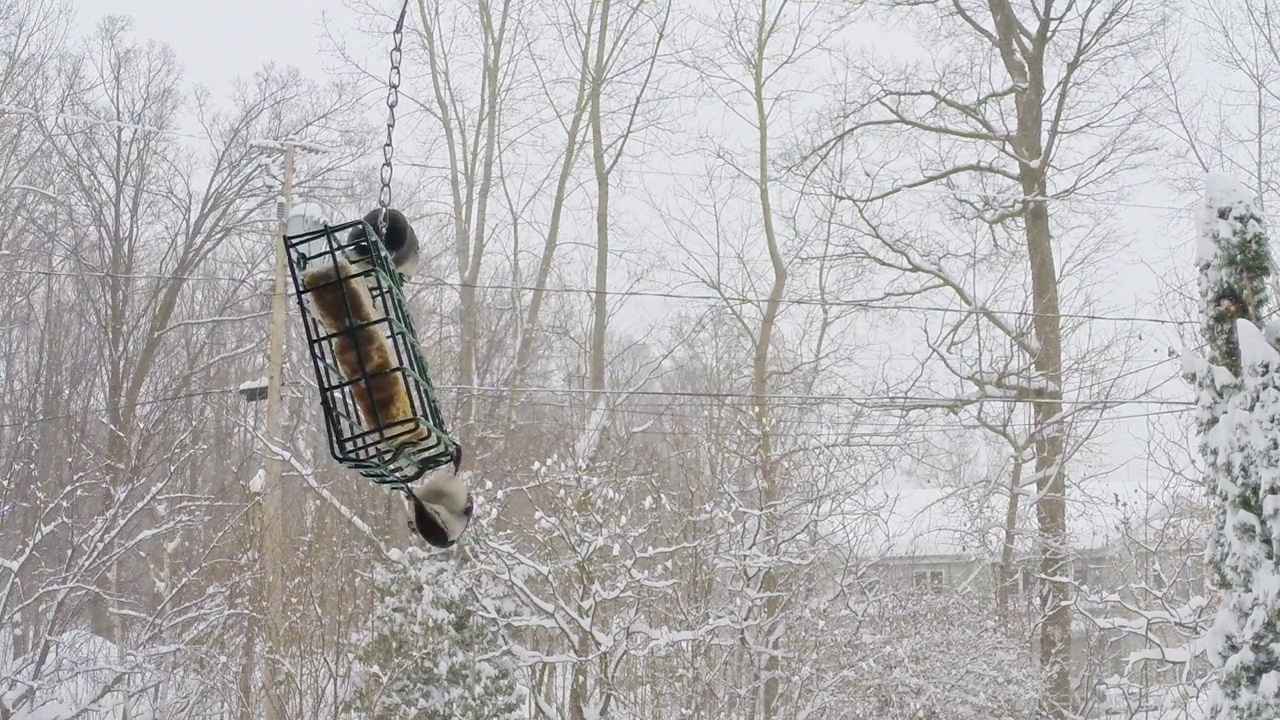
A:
[582,0,670,413]
[812,0,1165,713]
[395,0,526,451]
[0,0,69,214]
[1155,0,1280,208]
[1154,0,1280,312]
[0,12,368,716]
[668,0,873,715]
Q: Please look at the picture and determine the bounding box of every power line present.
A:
[0,105,334,156]
[826,185,1191,213]
[0,388,236,429]
[0,265,1195,326]
[410,157,1191,211]
[1,104,217,144]
[488,401,1193,428]
[1,105,334,154]
[436,384,1195,407]
[0,380,1193,430]
[484,391,1174,416]
[421,280,1196,326]
[0,381,1192,430]
[3,268,261,284]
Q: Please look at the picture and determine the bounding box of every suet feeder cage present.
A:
[282,216,460,487]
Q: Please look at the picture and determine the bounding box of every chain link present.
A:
[379,0,410,240]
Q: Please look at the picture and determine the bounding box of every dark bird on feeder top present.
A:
[344,207,421,280]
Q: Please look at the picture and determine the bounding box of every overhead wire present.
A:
[434,384,1194,407]
[0,104,219,144]
[0,388,239,429]
[2,267,262,284]
[480,401,1194,428]
[0,264,1196,326]
[419,280,1197,326]
[0,378,1195,431]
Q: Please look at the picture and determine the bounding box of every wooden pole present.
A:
[261,142,295,720]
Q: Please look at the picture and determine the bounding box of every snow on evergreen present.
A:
[1204,321,1280,718]
[1196,172,1272,378]
[343,547,524,720]
[1193,173,1280,719]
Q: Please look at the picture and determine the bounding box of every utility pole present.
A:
[245,135,330,719]
[259,140,295,720]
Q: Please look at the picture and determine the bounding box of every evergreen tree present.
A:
[1196,173,1272,378]
[1190,172,1280,719]
[344,546,524,720]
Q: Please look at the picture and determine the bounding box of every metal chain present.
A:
[379,0,411,240]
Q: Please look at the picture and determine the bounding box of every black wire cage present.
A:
[283,216,460,487]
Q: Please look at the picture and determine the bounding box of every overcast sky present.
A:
[83,0,347,95]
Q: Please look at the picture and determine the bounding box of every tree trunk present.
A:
[505,52,590,423]
[1025,193,1068,715]
[751,0,787,713]
[988,0,1071,710]
[996,452,1023,620]
[417,0,509,450]
[506,0,594,390]
[588,0,611,409]
[459,0,507,447]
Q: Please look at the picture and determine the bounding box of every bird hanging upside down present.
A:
[400,469,474,549]
[300,207,473,548]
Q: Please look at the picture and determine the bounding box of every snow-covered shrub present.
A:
[848,591,1044,719]
[343,546,523,720]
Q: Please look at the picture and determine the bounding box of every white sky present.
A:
[80,0,347,95]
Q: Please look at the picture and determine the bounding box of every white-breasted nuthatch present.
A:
[401,467,474,548]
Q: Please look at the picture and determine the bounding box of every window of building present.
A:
[913,569,945,592]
